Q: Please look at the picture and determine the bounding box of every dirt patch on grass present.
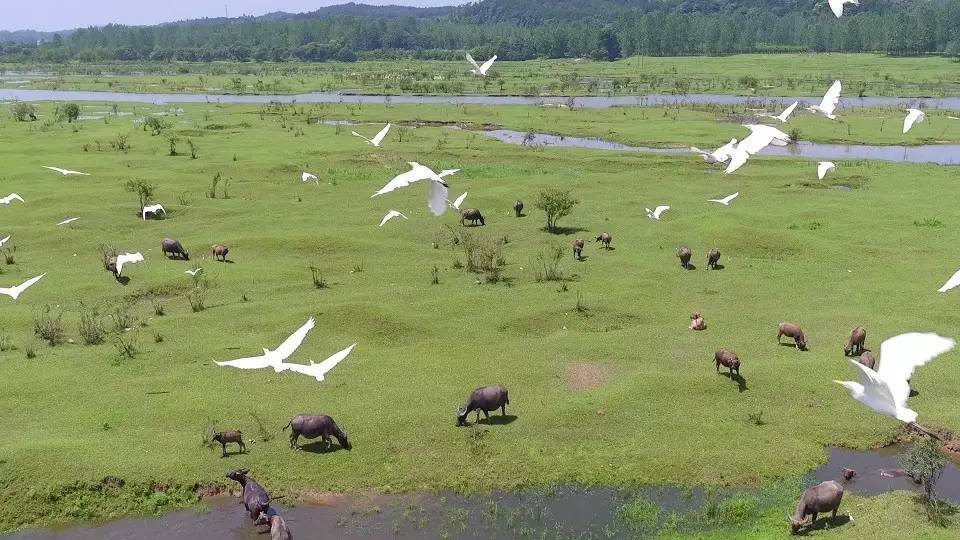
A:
[296,489,352,506]
[565,362,614,391]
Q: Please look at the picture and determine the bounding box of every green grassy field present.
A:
[4,53,960,97]
[1,100,959,536]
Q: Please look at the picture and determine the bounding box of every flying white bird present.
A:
[379,210,408,227]
[903,108,925,134]
[759,101,799,123]
[724,124,792,174]
[371,162,458,198]
[142,204,165,220]
[817,161,837,180]
[216,318,316,372]
[0,193,24,205]
[466,53,497,76]
[0,235,9,247]
[43,166,89,176]
[937,268,960,293]
[806,80,842,120]
[828,0,859,18]
[690,138,738,164]
[114,252,144,277]
[0,273,45,300]
[948,116,960,120]
[646,206,670,220]
[302,172,318,183]
[278,343,357,382]
[835,333,955,423]
[448,192,468,210]
[708,192,740,206]
[184,268,203,277]
[57,217,80,226]
[352,123,391,147]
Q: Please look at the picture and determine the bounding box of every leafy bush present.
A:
[535,188,578,232]
[59,103,81,123]
[11,102,36,121]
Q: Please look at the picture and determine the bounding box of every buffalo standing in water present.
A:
[225,469,270,521]
[283,414,350,450]
[457,385,510,426]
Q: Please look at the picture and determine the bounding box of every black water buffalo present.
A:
[161,238,189,260]
[225,469,270,521]
[457,385,510,426]
[283,415,350,450]
[212,430,246,457]
[790,480,844,534]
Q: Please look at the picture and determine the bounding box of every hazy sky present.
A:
[3,1,468,32]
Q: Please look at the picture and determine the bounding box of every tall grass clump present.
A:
[33,305,65,346]
[78,303,106,345]
[533,244,566,282]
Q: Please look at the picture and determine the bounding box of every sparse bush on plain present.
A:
[11,102,36,122]
[33,305,65,346]
[534,244,566,282]
[309,265,328,289]
[112,334,139,362]
[535,188,578,233]
[0,333,13,352]
[110,306,137,332]
[78,304,106,345]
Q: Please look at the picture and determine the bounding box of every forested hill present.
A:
[1,0,958,62]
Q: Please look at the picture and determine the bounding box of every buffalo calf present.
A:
[714,348,740,377]
[778,322,807,350]
[212,430,246,457]
[844,326,866,356]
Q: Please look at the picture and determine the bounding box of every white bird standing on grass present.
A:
[302,172,318,183]
[142,204,165,220]
[466,53,497,76]
[759,101,799,123]
[43,166,89,176]
[690,138,738,164]
[372,162,459,198]
[903,108,925,134]
[57,217,79,226]
[352,124,391,147]
[835,333,955,423]
[114,252,144,277]
[817,162,837,180]
[806,80,842,120]
[828,0,859,18]
[279,343,357,382]
[0,193,24,205]
[216,318,316,372]
[708,192,739,206]
[0,273,45,300]
[646,206,670,220]
[379,210,408,227]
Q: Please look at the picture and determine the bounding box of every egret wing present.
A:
[271,317,317,362]
[371,124,391,146]
[778,101,798,121]
[465,53,481,70]
[878,333,955,404]
[846,359,900,418]
[479,55,498,73]
[452,192,468,209]
[724,147,749,174]
[937,269,960,292]
[286,343,357,382]
[216,354,273,370]
[819,81,842,115]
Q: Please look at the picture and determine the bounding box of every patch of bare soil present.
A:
[565,362,614,391]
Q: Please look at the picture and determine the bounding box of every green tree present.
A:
[124,179,157,212]
[60,103,80,123]
[535,188,578,233]
[900,438,947,523]
[10,102,35,122]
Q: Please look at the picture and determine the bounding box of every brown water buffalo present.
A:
[212,244,229,262]
[778,322,807,350]
[595,233,612,250]
[714,348,740,376]
[225,469,270,521]
[859,350,876,370]
[841,468,857,481]
[283,415,349,450]
[212,430,245,457]
[106,256,119,278]
[513,200,524,217]
[707,248,721,269]
[789,480,844,534]
[255,512,293,540]
[460,208,485,226]
[677,246,692,269]
[161,238,189,260]
[573,239,585,260]
[689,313,706,331]
[457,385,509,426]
[844,326,866,356]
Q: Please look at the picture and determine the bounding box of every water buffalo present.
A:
[212,244,229,262]
[225,469,270,521]
[106,256,119,278]
[714,348,740,376]
[677,246,692,269]
[573,239,585,260]
[689,313,706,331]
[513,200,524,217]
[255,512,293,540]
[778,322,807,350]
[595,233,612,250]
[859,350,876,370]
[844,326,866,356]
[212,430,246,457]
[841,468,857,481]
[789,480,844,534]
[460,208,485,226]
[457,385,509,426]
[283,415,349,450]
[161,238,189,260]
[707,248,721,269]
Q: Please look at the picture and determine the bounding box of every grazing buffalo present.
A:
[460,208,485,226]
[106,256,119,278]
[513,200,524,217]
[778,322,807,350]
[212,244,229,262]
[707,248,721,269]
[457,385,510,426]
[859,350,876,370]
[844,326,866,356]
[689,313,706,331]
[573,239,585,260]
[225,469,270,521]
[161,238,189,260]
[714,348,740,376]
[595,233,612,250]
[283,415,349,450]
[789,480,844,534]
[255,512,293,540]
[212,430,246,457]
[677,246,692,269]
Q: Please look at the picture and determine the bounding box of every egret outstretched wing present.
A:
[724,146,750,174]
[57,217,79,225]
[216,353,273,370]
[0,193,24,205]
[283,343,357,382]
[114,252,144,276]
[877,333,955,405]
[371,123,391,146]
[903,109,925,134]
[466,53,481,71]
[828,0,859,17]
[44,166,89,176]
[379,210,408,227]
[817,162,836,180]
[938,269,960,293]
[0,235,9,247]
[449,192,468,210]
[646,206,670,220]
[808,80,842,119]
[0,273,45,300]
[479,55,498,74]
[271,317,317,362]
[708,192,739,206]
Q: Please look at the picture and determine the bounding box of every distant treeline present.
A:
[1,0,958,62]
